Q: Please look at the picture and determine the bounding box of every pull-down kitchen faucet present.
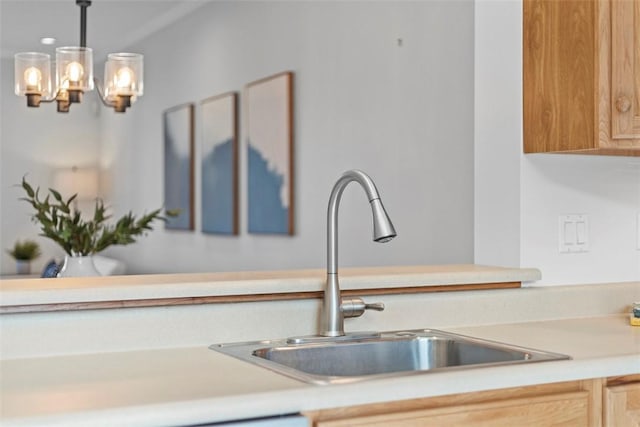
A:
[321,169,397,337]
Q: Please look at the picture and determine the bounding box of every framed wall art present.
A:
[200,92,239,235]
[246,71,294,235]
[163,103,195,230]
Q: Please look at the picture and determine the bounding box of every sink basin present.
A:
[210,329,570,384]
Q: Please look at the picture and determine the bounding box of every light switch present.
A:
[637,212,640,250]
[576,220,586,244]
[559,214,589,253]
[564,221,576,245]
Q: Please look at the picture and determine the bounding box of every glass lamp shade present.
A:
[104,53,143,101]
[14,52,52,97]
[55,46,94,92]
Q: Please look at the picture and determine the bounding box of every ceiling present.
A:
[0,0,210,59]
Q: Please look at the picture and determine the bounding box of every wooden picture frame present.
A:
[200,92,239,235]
[246,71,295,235]
[163,103,195,230]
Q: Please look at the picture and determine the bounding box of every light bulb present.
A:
[116,66,134,89]
[24,67,42,89]
[66,61,83,82]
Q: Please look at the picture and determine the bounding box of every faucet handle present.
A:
[364,302,385,311]
[341,297,385,318]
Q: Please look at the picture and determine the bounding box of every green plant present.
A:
[19,177,178,256]
[7,239,41,261]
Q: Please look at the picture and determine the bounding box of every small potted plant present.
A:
[6,239,41,275]
[19,177,178,277]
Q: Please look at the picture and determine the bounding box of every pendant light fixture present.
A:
[14,0,143,113]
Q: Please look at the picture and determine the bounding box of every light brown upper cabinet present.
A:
[524,0,640,156]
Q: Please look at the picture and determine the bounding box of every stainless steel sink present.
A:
[210,329,570,385]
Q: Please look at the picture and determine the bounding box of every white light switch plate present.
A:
[559,214,590,253]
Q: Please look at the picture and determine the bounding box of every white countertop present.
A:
[0,265,540,306]
[1,315,638,427]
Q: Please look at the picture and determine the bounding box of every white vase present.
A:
[15,260,31,275]
[57,255,101,278]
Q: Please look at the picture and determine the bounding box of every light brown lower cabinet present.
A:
[304,375,640,427]
[605,377,640,427]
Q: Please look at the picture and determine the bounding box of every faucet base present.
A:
[286,331,382,345]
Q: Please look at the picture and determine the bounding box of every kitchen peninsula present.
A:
[1,265,639,426]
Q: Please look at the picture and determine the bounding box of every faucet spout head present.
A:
[371,199,396,243]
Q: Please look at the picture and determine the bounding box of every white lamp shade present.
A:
[53,167,99,200]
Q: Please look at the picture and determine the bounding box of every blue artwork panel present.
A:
[246,72,294,235]
[163,104,194,230]
[201,93,238,234]
[248,143,288,233]
[202,139,235,233]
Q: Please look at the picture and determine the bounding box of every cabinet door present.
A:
[605,383,640,427]
[315,392,590,427]
[611,0,640,139]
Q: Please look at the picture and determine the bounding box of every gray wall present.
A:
[98,1,475,273]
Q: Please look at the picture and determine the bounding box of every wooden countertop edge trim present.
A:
[0,282,521,314]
